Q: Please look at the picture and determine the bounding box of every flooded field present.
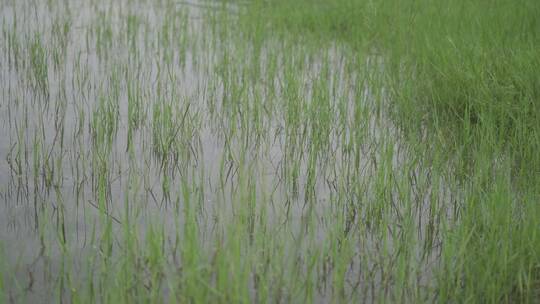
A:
[1,0,539,303]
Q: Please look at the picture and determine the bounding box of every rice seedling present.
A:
[0,0,538,302]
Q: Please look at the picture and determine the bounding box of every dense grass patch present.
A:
[244,0,540,151]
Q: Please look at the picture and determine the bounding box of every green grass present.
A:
[241,0,540,302]
[0,0,539,302]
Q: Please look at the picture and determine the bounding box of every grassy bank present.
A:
[243,0,540,172]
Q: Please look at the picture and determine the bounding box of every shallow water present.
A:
[0,0,455,302]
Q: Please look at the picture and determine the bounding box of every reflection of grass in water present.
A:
[29,35,49,101]
[1,0,538,302]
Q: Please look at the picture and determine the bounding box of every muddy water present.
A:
[0,0,454,302]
